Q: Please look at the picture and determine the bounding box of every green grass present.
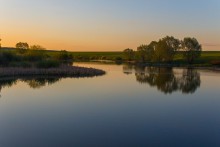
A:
[1,47,220,65]
[69,52,123,61]
[172,51,220,66]
[70,51,220,64]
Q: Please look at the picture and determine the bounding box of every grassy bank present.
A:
[1,47,220,66]
[0,47,106,77]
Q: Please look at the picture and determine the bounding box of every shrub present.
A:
[9,62,32,68]
[36,60,60,68]
[21,62,32,68]
[24,50,46,62]
[0,51,20,66]
[115,57,122,61]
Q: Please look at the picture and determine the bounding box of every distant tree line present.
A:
[0,42,74,68]
[123,36,202,64]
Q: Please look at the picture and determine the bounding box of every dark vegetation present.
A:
[122,64,203,94]
[0,66,105,78]
[0,43,74,68]
[0,42,105,77]
[123,36,209,66]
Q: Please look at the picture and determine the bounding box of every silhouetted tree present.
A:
[25,45,46,61]
[153,36,180,63]
[123,48,135,61]
[56,50,73,65]
[162,36,180,62]
[16,42,29,54]
[153,40,169,63]
[182,37,202,64]
[137,44,154,62]
[30,45,45,50]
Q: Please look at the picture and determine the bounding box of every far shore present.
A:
[77,60,220,70]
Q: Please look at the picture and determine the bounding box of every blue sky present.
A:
[0,0,219,51]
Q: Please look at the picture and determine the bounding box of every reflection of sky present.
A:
[0,0,220,51]
[0,63,220,146]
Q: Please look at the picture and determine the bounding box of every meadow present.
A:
[1,47,220,66]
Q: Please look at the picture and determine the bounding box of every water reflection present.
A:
[0,77,61,96]
[180,69,201,94]
[0,64,202,96]
[123,64,133,75]
[123,65,201,94]
[23,78,61,89]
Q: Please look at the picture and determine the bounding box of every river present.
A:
[0,62,220,147]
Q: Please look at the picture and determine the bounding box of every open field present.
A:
[1,47,220,65]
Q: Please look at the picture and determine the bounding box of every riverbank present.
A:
[2,48,220,63]
[0,65,105,78]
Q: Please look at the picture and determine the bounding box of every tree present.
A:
[30,45,45,50]
[56,50,74,65]
[26,45,46,61]
[148,41,158,50]
[162,36,180,62]
[123,48,135,61]
[137,44,154,62]
[182,37,202,64]
[153,36,180,63]
[16,42,29,54]
[153,40,169,63]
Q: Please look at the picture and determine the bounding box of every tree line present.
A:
[123,36,202,64]
[0,42,74,68]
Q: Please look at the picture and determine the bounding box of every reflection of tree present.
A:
[155,68,178,94]
[123,64,133,75]
[180,69,201,94]
[23,78,60,89]
[0,79,17,97]
[0,77,61,96]
[135,67,156,85]
[135,67,201,94]
[136,67,178,94]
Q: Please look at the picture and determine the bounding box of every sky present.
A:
[0,0,220,51]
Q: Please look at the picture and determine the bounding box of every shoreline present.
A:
[77,61,220,70]
[0,66,106,78]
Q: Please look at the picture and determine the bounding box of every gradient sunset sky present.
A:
[0,0,220,51]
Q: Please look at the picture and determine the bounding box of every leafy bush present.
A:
[0,51,20,66]
[55,50,72,60]
[9,62,32,68]
[36,60,60,68]
[21,62,32,68]
[115,57,122,61]
[24,50,46,62]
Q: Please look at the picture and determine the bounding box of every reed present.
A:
[0,65,105,78]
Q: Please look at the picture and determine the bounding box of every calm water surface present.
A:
[0,63,220,147]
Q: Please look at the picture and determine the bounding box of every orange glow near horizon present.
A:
[0,0,219,51]
[2,33,219,51]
